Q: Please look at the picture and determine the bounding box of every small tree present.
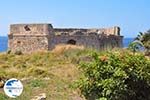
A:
[135,29,150,55]
[128,42,139,55]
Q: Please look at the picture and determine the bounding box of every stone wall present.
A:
[54,34,123,51]
[53,26,122,51]
[54,26,120,36]
[8,24,123,53]
[8,36,49,52]
[8,24,53,53]
[54,35,100,49]
[10,24,53,35]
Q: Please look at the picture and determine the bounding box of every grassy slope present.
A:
[0,45,90,100]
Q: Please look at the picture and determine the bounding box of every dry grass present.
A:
[51,44,84,54]
[0,46,87,100]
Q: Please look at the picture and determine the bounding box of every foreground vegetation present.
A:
[129,29,150,56]
[0,45,150,100]
[0,45,90,100]
[75,49,150,100]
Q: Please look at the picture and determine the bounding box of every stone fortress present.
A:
[8,24,123,53]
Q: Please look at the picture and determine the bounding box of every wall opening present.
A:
[17,41,21,44]
[67,39,76,45]
[17,41,21,46]
[24,25,31,31]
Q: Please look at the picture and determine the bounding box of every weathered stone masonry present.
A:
[8,24,123,53]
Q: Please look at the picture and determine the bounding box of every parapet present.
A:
[54,26,120,36]
[87,26,120,36]
[9,24,53,36]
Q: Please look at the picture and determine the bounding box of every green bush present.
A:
[6,49,11,54]
[14,50,23,55]
[75,51,150,100]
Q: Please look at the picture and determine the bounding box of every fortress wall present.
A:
[10,24,53,35]
[53,34,123,51]
[9,36,49,53]
[54,26,120,36]
[54,28,87,33]
[53,35,101,50]
[8,24,53,53]
[53,27,122,51]
[99,35,123,50]
[8,23,123,53]
[87,26,120,36]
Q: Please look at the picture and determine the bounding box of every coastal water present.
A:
[123,38,134,48]
[0,37,8,52]
[0,37,134,52]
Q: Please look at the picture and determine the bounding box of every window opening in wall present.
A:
[67,39,76,45]
[24,25,31,31]
[17,41,21,45]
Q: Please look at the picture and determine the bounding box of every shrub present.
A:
[14,50,22,55]
[6,49,11,54]
[128,42,139,55]
[75,51,150,100]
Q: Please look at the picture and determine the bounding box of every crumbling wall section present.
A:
[8,24,53,53]
[54,26,120,36]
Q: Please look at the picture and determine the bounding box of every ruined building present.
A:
[8,24,123,53]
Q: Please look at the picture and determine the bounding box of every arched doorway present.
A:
[67,39,76,45]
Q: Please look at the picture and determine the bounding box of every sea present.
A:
[0,37,134,52]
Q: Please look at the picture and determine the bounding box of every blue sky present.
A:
[0,0,150,37]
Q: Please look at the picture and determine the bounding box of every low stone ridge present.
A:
[31,93,46,100]
[0,80,4,88]
[8,24,123,53]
